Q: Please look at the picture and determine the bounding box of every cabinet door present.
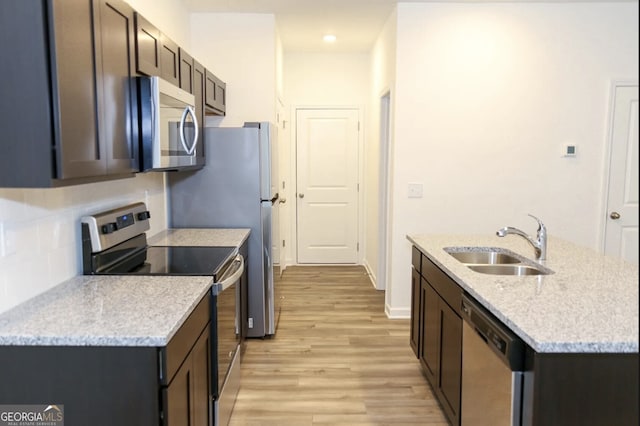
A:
[204,69,226,115]
[164,362,191,426]
[134,12,161,76]
[52,0,105,179]
[410,267,421,357]
[420,279,440,384]
[439,301,462,426]
[215,79,226,114]
[191,324,211,426]
[192,60,206,166]
[179,49,195,94]
[160,34,180,86]
[95,0,138,175]
[164,324,211,426]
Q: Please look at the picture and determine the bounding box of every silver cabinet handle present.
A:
[279,198,287,204]
[298,193,305,199]
[610,212,621,220]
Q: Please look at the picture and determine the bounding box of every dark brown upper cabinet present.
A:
[179,49,195,94]
[133,12,186,89]
[192,60,206,165]
[160,34,180,86]
[0,0,138,188]
[133,12,161,76]
[205,69,226,116]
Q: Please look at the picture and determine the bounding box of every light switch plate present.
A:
[408,183,423,198]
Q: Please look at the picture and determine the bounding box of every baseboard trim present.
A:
[385,304,411,319]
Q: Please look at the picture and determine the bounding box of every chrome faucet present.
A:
[496,214,547,261]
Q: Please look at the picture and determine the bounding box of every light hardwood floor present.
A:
[228,266,449,426]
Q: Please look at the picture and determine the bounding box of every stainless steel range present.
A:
[81,202,243,426]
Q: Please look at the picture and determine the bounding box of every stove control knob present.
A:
[137,211,151,221]
[101,222,118,234]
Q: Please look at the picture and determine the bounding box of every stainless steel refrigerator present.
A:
[167,122,278,337]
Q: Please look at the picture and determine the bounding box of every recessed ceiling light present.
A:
[323,34,337,43]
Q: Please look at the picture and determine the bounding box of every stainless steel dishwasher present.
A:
[461,295,525,426]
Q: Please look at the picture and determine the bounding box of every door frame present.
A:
[599,80,639,253]
[290,105,365,265]
[377,91,392,291]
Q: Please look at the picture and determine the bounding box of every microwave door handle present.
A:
[179,106,191,155]
[217,254,244,291]
[189,105,199,154]
[150,91,157,148]
[179,106,198,156]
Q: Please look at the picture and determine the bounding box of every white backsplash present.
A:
[0,173,168,314]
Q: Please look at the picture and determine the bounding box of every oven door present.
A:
[212,253,244,426]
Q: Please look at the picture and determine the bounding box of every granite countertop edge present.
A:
[0,275,213,347]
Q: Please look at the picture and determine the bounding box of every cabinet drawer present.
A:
[422,255,461,314]
[161,294,211,385]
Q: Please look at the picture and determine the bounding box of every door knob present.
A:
[298,193,305,199]
[610,211,621,220]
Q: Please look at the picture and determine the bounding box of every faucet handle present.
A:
[527,214,546,235]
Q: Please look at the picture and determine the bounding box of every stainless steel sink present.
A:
[444,246,553,276]
[447,251,520,265]
[467,264,547,276]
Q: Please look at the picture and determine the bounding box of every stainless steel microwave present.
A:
[138,76,203,171]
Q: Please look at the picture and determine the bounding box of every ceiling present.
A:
[181,0,428,52]
[182,0,633,52]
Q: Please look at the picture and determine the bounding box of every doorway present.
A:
[603,83,639,264]
[295,108,360,264]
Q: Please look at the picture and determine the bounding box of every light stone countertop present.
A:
[148,228,250,247]
[0,275,212,346]
[407,234,639,354]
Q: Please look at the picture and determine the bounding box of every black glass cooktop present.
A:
[104,245,236,279]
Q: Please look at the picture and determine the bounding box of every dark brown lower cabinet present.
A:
[419,276,461,426]
[164,324,211,426]
[410,265,421,356]
[0,296,211,426]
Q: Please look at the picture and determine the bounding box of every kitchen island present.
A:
[408,234,639,425]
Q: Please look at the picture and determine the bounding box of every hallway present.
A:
[229,266,448,425]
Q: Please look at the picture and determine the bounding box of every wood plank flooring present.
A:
[228,266,448,426]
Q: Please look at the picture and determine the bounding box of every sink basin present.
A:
[447,251,520,265]
[467,264,550,276]
[444,246,554,276]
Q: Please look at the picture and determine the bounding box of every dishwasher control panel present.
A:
[461,295,525,370]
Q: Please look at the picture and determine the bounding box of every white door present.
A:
[604,84,639,264]
[296,108,359,263]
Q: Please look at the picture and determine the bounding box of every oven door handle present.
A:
[217,254,244,292]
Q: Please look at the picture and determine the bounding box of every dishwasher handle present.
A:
[461,295,525,371]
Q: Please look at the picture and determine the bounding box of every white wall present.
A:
[385,2,639,317]
[0,174,168,314]
[190,13,277,127]
[0,0,192,315]
[282,52,371,266]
